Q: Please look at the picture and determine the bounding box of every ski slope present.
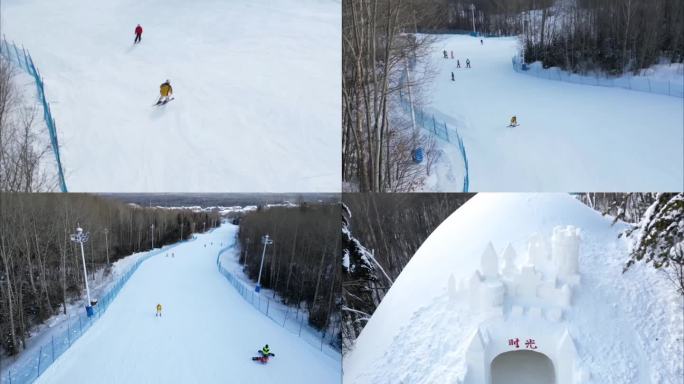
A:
[424,35,683,191]
[345,194,683,383]
[3,0,341,192]
[35,224,340,384]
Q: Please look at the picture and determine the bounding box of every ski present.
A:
[153,97,175,107]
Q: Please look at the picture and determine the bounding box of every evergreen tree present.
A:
[341,202,377,351]
[624,193,684,295]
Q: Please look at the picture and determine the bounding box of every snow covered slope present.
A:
[3,0,341,192]
[35,224,340,383]
[344,194,683,384]
[422,35,683,191]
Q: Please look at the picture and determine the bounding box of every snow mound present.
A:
[344,194,683,384]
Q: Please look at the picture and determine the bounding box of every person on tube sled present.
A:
[252,344,275,363]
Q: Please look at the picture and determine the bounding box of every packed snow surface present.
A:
[35,224,340,383]
[422,35,683,191]
[344,194,684,384]
[3,0,341,192]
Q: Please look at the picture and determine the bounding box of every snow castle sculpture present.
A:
[461,226,584,384]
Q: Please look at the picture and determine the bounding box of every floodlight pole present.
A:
[405,55,417,147]
[256,234,273,292]
[104,228,110,265]
[71,227,91,305]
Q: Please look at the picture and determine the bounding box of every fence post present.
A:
[37,346,43,377]
[51,336,55,363]
[67,320,71,346]
[266,299,270,316]
[444,123,449,142]
[298,316,304,336]
[432,116,437,134]
[282,307,289,327]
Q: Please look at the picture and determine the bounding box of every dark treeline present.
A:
[0,193,219,356]
[236,204,340,338]
[341,193,473,350]
[413,0,684,74]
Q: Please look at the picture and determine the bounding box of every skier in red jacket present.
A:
[134,24,143,44]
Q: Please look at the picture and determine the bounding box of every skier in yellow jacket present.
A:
[156,303,162,317]
[509,115,518,127]
[157,80,173,105]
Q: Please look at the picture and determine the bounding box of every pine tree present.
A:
[341,202,378,351]
[624,193,684,295]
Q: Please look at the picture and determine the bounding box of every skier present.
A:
[451,72,455,81]
[252,344,275,363]
[156,80,173,105]
[456,60,461,69]
[480,39,483,45]
[443,50,448,59]
[466,59,471,68]
[134,24,143,44]
[450,50,454,59]
[156,303,162,317]
[509,115,518,127]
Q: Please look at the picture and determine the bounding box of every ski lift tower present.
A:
[255,234,273,293]
[70,226,95,317]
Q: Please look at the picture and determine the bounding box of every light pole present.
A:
[150,224,155,249]
[255,234,273,293]
[70,226,94,316]
[522,13,527,64]
[104,228,110,265]
[470,4,476,35]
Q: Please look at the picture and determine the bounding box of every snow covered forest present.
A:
[341,193,684,351]
[0,194,219,357]
[236,204,341,343]
[426,0,684,75]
